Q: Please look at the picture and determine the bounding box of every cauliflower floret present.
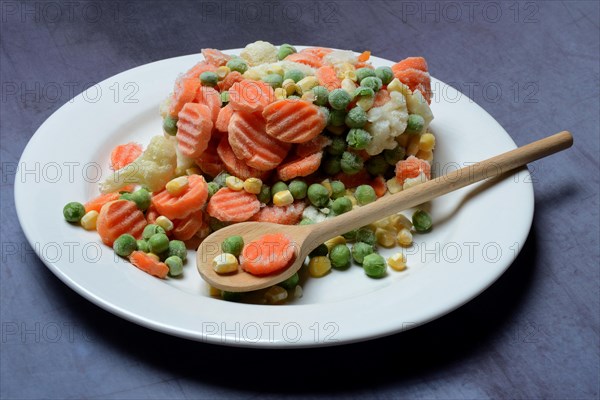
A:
[403,171,428,190]
[406,89,433,132]
[159,96,171,119]
[100,136,177,193]
[364,91,408,155]
[244,61,315,80]
[302,205,327,223]
[323,50,358,66]
[240,41,278,66]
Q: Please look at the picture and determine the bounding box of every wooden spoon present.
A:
[197,131,573,292]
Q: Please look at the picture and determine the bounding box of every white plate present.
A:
[15,47,534,348]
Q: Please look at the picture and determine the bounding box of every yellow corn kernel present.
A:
[397,228,413,247]
[209,285,222,297]
[375,228,396,248]
[308,256,332,278]
[274,87,287,100]
[282,79,299,96]
[390,213,412,231]
[406,135,421,156]
[324,236,346,251]
[166,176,189,196]
[243,177,262,194]
[387,177,403,194]
[356,95,375,111]
[297,76,319,93]
[370,216,390,231]
[388,253,407,271]
[225,175,244,191]
[186,167,201,176]
[335,62,355,79]
[264,286,288,304]
[341,78,357,95]
[321,179,333,196]
[273,190,294,207]
[216,66,230,80]
[147,253,160,262]
[293,285,303,298]
[387,78,411,96]
[243,70,261,81]
[419,133,436,151]
[326,125,346,135]
[397,133,410,147]
[267,65,284,77]
[80,210,99,230]
[155,216,174,232]
[212,253,239,274]
[416,149,433,163]
[301,91,316,102]
[345,190,358,206]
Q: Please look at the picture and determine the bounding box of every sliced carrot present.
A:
[218,71,244,91]
[194,86,222,123]
[391,57,432,104]
[371,176,387,198]
[84,192,121,214]
[276,151,322,181]
[110,142,142,170]
[228,111,290,171]
[182,61,217,81]
[301,47,333,59]
[151,174,208,220]
[372,89,391,108]
[229,80,275,113]
[250,202,306,225]
[172,209,204,241]
[195,135,225,177]
[241,233,295,276]
[263,99,327,144]
[206,187,260,222]
[285,52,323,68]
[295,135,332,157]
[202,48,231,67]
[145,203,160,225]
[176,103,213,158]
[315,65,341,91]
[392,57,428,72]
[358,50,371,62]
[129,251,169,279]
[395,155,431,184]
[215,104,235,132]
[216,136,271,181]
[96,199,147,247]
[169,77,201,118]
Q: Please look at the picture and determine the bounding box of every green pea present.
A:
[361,76,383,92]
[226,58,248,74]
[143,224,165,240]
[130,188,151,211]
[328,109,347,127]
[345,106,368,128]
[119,192,134,202]
[310,243,329,258]
[329,244,351,269]
[113,234,138,257]
[163,115,178,136]
[354,86,375,98]
[299,218,314,225]
[346,128,372,150]
[148,233,169,254]
[63,202,85,223]
[288,180,308,200]
[168,240,187,262]
[331,196,352,215]
[356,67,377,82]
[375,66,394,85]
[319,106,330,122]
[330,180,346,199]
[200,71,218,87]
[307,184,330,207]
[258,184,271,204]
[165,255,183,277]
[271,181,289,196]
[322,155,341,175]
[284,69,304,83]
[356,228,376,245]
[412,209,432,233]
[263,73,283,89]
[213,172,231,187]
[328,89,353,110]
[209,217,229,232]
[279,272,299,290]
[355,185,377,205]
[363,253,387,278]
[326,136,347,156]
[220,91,230,104]
[207,182,220,197]
[222,235,244,257]
[312,86,330,106]
[352,242,374,264]
[136,240,149,253]
[366,155,389,176]
[340,151,364,175]
[384,146,406,165]
[406,114,425,134]
[277,44,297,60]
[342,229,358,241]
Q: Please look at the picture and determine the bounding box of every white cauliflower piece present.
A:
[323,50,358,66]
[100,136,177,193]
[240,41,278,66]
[403,171,428,190]
[364,91,409,155]
[302,205,327,223]
[159,96,171,119]
[245,61,315,80]
[406,89,434,132]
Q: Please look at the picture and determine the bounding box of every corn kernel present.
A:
[345,190,358,206]
[297,76,319,94]
[301,91,316,102]
[356,95,375,111]
[390,214,412,231]
[397,228,413,247]
[419,133,436,151]
[406,135,421,156]
[388,253,407,271]
[243,177,262,194]
[216,66,230,80]
[225,175,244,191]
[341,78,357,95]
[274,87,287,100]
[166,176,189,196]
[321,179,333,196]
[416,149,434,163]
[155,216,174,232]
[80,210,98,230]
[294,285,303,298]
[308,256,332,278]
[264,286,288,304]
[273,190,294,207]
[324,236,346,251]
[212,253,239,274]
[147,253,160,262]
[209,285,222,297]
[282,79,299,96]
[387,177,403,194]
[267,65,284,77]
[186,167,201,176]
[243,70,261,81]
[375,228,396,248]
[387,78,411,96]
[335,63,356,80]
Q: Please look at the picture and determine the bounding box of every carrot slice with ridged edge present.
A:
[96,199,147,246]
[391,57,432,104]
[182,61,217,80]
[395,155,431,184]
[151,174,208,220]
[218,71,244,91]
[129,251,169,279]
[301,47,333,58]
[241,233,296,276]
[215,104,235,132]
[228,111,291,171]
[276,151,323,181]
[176,103,213,158]
[145,204,160,225]
[250,202,306,225]
[393,57,428,72]
[216,136,271,181]
[85,192,121,214]
[202,48,231,67]
[295,135,332,157]
[284,52,323,68]
[315,65,341,91]
[229,80,275,113]
[110,142,142,170]
[195,135,225,177]
[172,209,204,241]
[206,188,260,222]
[194,86,222,123]
[262,99,327,144]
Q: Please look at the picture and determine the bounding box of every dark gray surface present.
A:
[1,1,599,398]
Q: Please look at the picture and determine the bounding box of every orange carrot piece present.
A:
[129,251,169,279]
[202,48,231,67]
[250,202,306,225]
[358,50,371,62]
[295,135,332,157]
[145,204,160,225]
[315,65,341,91]
[216,136,271,181]
[151,174,208,220]
[276,151,322,181]
[215,104,234,132]
[284,52,323,68]
[391,57,432,103]
[195,135,225,177]
[218,71,244,91]
[241,233,295,275]
[182,61,217,81]
[110,142,142,170]
[172,209,204,241]
[206,188,260,222]
[169,77,201,118]
[85,192,121,214]
[262,99,327,144]
[194,86,222,123]
[392,57,428,72]
[176,103,213,158]
[96,199,147,246]
[371,176,387,198]
[229,80,274,113]
[395,155,431,184]
[333,169,371,188]
[372,89,391,108]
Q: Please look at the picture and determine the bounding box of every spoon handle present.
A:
[310,131,573,243]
